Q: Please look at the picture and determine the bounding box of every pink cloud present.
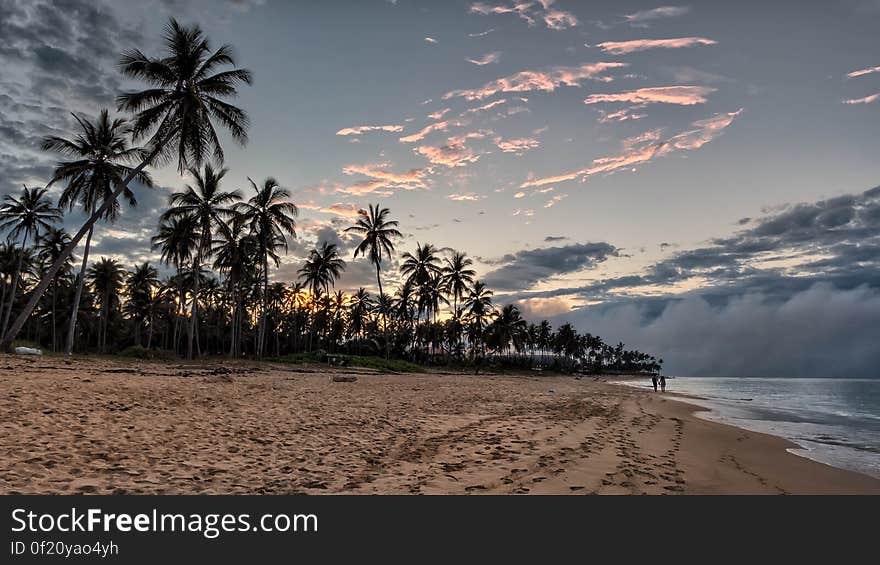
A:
[469,1,577,30]
[585,85,716,106]
[843,93,880,105]
[521,109,742,188]
[847,66,880,79]
[544,194,568,208]
[495,136,540,153]
[444,62,627,101]
[596,37,717,55]
[416,145,481,168]
[464,98,508,114]
[597,105,647,123]
[340,163,428,195]
[466,51,502,66]
[448,192,486,201]
[428,108,451,120]
[399,119,462,143]
[299,201,363,218]
[336,124,404,136]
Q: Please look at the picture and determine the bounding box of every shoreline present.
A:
[610,377,880,481]
[2,355,878,494]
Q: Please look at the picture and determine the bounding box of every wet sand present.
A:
[1,354,878,494]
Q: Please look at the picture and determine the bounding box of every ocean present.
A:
[615,377,880,479]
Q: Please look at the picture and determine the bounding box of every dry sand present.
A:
[1,354,878,495]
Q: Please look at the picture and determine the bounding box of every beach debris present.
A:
[14,346,42,356]
[331,375,358,383]
[548,389,556,394]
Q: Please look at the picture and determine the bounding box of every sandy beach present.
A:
[1,354,877,495]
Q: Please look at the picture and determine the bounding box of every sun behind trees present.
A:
[0,17,661,375]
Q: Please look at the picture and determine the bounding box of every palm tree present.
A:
[345,204,401,357]
[298,242,346,295]
[400,242,442,330]
[237,177,298,356]
[124,262,160,348]
[463,280,493,358]
[0,186,61,339]
[87,257,125,353]
[490,304,527,361]
[41,109,152,355]
[162,164,240,359]
[441,250,475,352]
[35,227,73,352]
[212,215,258,357]
[152,216,200,354]
[1,18,252,351]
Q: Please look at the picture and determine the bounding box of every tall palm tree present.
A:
[345,204,402,300]
[152,215,199,354]
[124,262,160,348]
[441,250,475,351]
[463,280,493,358]
[298,242,346,295]
[35,227,73,352]
[87,257,125,353]
[400,242,442,330]
[41,109,152,355]
[345,204,401,357]
[162,164,240,358]
[490,304,527,361]
[237,177,297,356]
[212,215,258,357]
[0,186,61,339]
[1,18,252,351]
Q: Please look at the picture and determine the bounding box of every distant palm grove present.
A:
[0,19,661,375]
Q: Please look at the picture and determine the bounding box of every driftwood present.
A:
[330,375,357,383]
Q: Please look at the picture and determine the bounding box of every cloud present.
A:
[846,65,880,78]
[444,62,627,101]
[585,85,715,106]
[469,0,578,30]
[424,37,438,44]
[544,194,567,207]
[298,201,363,218]
[466,51,502,66]
[545,235,568,242]
[623,6,690,25]
[484,242,620,290]
[468,28,496,37]
[464,99,508,114]
[340,163,428,195]
[416,144,481,168]
[554,284,880,377]
[522,109,742,188]
[495,136,540,153]
[427,108,450,120]
[596,37,717,55]
[336,124,404,136]
[399,119,462,143]
[448,192,486,201]
[596,106,647,123]
[843,93,880,105]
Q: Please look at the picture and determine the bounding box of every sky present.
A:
[1,0,879,376]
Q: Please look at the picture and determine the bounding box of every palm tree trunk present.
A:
[1,140,169,351]
[51,280,57,352]
[187,257,200,360]
[0,227,30,340]
[64,225,93,356]
[258,253,269,357]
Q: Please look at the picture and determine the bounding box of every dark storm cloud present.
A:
[0,0,143,196]
[483,242,619,291]
[524,186,880,303]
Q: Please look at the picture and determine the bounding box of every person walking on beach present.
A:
[651,375,658,392]
[659,375,667,392]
